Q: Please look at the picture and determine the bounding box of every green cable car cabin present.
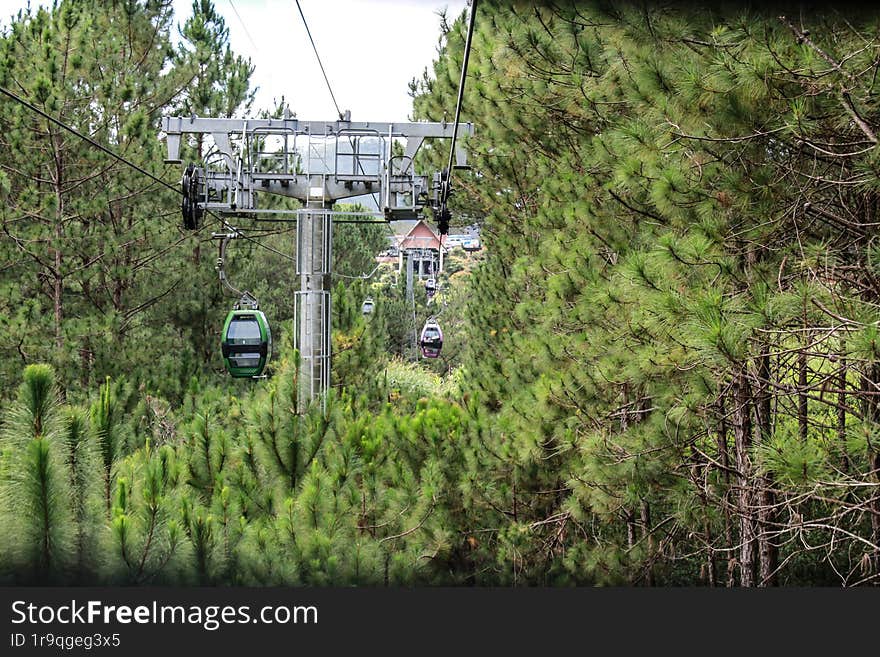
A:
[221,309,272,377]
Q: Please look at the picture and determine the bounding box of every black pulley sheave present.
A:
[437,205,451,236]
[181,163,204,230]
[436,168,452,235]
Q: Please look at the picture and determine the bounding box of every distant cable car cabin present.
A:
[221,308,272,377]
[362,296,375,315]
[419,317,443,359]
[425,278,437,299]
[462,237,481,252]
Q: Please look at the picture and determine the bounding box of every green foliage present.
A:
[62,407,107,580]
[91,377,120,509]
[111,444,187,583]
[0,365,72,582]
[756,422,832,489]
[407,1,880,585]
[0,0,257,402]
[5,1,880,588]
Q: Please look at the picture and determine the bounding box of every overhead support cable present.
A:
[0,82,228,258]
[0,84,307,273]
[438,0,478,235]
[0,84,182,197]
[228,0,260,52]
[294,0,343,120]
[292,0,382,210]
[445,0,478,185]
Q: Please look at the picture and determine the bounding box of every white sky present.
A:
[0,0,468,121]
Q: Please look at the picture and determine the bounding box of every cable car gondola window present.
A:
[227,317,262,342]
[231,352,261,368]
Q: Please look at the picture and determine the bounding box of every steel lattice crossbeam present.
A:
[161,115,473,220]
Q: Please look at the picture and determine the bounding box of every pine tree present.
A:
[0,364,74,582]
[61,406,107,581]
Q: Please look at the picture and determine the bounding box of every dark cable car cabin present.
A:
[419,318,443,359]
[425,278,437,299]
[221,309,272,377]
[362,296,375,315]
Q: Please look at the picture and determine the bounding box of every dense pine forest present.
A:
[2,0,880,586]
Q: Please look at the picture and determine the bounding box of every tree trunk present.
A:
[798,349,808,441]
[861,364,880,579]
[625,509,636,552]
[621,382,637,579]
[716,397,736,587]
[53,197,63,351]
[640,499,654,586]
[704,515,717,587]
[732,368,757,587]
[50,123,65,353]
[755,348,778,586]
[838,339,850,474]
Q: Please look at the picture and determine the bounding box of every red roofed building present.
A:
[399,220,441,251]
[391,219,444,277]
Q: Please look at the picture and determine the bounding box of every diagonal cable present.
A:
[228,0,260,52]
[0,84,181,196]
[294,0,343,120]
